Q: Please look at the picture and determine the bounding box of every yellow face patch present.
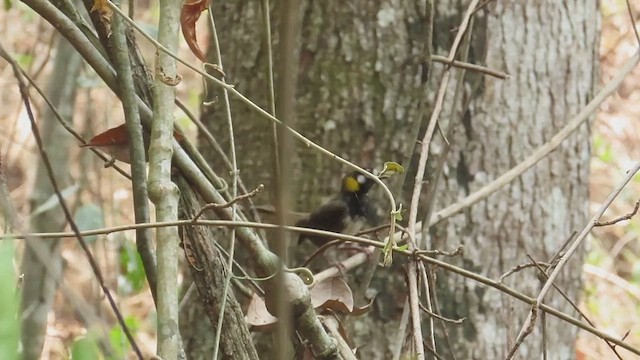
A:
[343,176,361,193]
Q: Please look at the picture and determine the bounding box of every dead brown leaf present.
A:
[309,277,354,314]
[180,0,209,61]
[244,293,278,330]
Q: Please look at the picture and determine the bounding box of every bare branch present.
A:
[431,54,508,79]
[192,184,264,221]
[595,199,640,227]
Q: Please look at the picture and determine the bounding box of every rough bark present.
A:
[429,2,597,358]
[20,37,82,360]
[199,0,431,208]
[177,175,259,360]
[200,0,596,358]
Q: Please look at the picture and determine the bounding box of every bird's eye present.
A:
[357,175,366,184]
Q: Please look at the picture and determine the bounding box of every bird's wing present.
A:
[296,199,348,245]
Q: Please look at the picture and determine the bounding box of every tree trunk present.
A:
[201,0,597,358]
[177,175,259,360]
[430,2,597,358]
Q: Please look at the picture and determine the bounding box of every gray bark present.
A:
[430,2,597,358]
[200,0,597,358]
[20,37,82,360]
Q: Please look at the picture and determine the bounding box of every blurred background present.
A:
[0,0,638,358]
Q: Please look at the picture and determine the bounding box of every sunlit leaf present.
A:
[378,161,405,179]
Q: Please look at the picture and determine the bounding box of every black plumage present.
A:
[297,171,376,246]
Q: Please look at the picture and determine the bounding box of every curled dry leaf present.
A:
[180,0,210,61]
[245,294,278,330]
[309,277,354,314]
[155,61,183,86]
[159,72,183,86]
[350,297,374,316]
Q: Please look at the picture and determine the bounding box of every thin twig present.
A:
[192,184,264,221]
[415,245,464,257]
[417,262,436,354]
[259,0,280,188]
[499,262,551,283]
[595,199,640,227]
[427,264,458,360]
[417,303,466,325]
[506,305,538,359]
[625,0,640,48]
[392,299,411,360]
[431,54,508,79]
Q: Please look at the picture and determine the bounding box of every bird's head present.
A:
[341,170,375,196]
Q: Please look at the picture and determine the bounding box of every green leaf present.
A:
[391,204,405,221]
[16,54,34,68]
[379,161,405,179]
[0,239,19,360]
[71,336,102,360]
[118,240,147,293]
[395,244,409,252]
[74,203,105,243]
[107,317,139,360]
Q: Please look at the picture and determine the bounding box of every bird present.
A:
[296,170,377,246]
